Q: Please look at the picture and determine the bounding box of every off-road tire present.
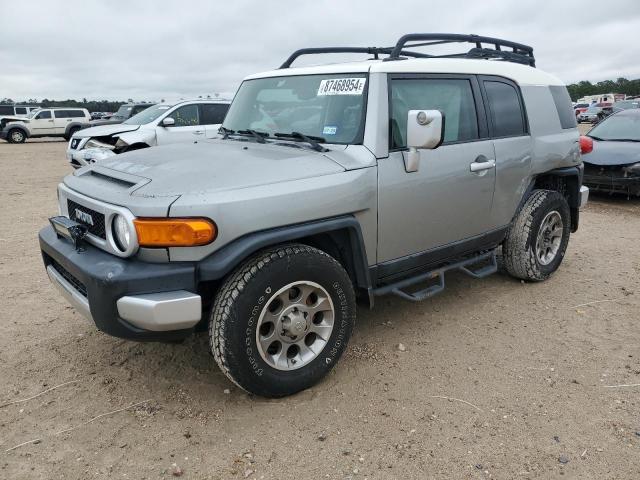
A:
[7,128,26,144]
[503,189,571,281]
[209,244,356,397]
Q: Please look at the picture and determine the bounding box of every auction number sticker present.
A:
[317,78,366,96]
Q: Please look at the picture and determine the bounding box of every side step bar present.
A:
[373,250,497,302]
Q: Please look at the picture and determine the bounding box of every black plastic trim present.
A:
[197,215,372,291]
[371,226,509,284]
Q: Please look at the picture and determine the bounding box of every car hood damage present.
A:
[74,123,141,139]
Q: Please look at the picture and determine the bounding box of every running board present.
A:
[373,250,497,302]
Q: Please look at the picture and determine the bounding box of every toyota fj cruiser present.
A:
[40,34,590,397]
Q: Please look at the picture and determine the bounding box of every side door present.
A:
[52,110,71,134]
[30,110,55,134]
[478,76,533,229]
[377,74,496,265]
[201,103,229,138]
[155,104,204,145]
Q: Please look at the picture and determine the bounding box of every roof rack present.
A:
[279,33,535,69]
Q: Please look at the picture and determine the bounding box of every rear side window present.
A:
[69,110,85,118]
[15,107,27,115]
[0,106,13,115]
[54,110,69,118]
[550,86,577,129]
[483,81,526,137]
[200,103,229,125]
[390,78,479,149]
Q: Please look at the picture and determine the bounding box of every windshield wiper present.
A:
[218,126,235,139]
[609,138,640,142]
[237,129,268,144]
[588,135,605,141]
[273,131,328,152]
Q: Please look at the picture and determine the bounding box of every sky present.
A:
[1,0,639,102]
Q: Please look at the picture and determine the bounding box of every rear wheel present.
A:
[64,126,80,141]
[7,128,26,143]
[503,190,571,281]
[210,244,356,397]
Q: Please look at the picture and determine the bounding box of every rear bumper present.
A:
[40,225,201,341]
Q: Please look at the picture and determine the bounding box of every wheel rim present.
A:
[11,131,23,142]
[535,211,563,266]
[256,281,335,371]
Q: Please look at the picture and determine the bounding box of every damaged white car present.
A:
[66,100,230,168]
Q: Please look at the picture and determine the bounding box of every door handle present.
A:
[193,131,204,135]
[48,120,54,122]
[470,159,495,172]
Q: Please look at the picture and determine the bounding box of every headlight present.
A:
[84,138,116,150]
[112,214,133,251]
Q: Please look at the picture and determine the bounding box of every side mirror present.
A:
[404,110,444,173]
[161,117,175,127]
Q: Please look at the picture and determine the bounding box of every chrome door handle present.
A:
[470,159,495,172]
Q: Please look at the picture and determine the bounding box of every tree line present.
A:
[566,78,639,101]
[0,98,156,113]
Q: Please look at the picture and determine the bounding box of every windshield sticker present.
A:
[323,126,338,135]
[317,78,366,96]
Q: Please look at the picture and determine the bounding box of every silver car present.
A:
[40,33,589,397]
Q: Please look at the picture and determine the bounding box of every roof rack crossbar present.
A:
[280,46,436,69]
[386,33,535,67]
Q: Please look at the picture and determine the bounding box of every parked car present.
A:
[573,102,589,117]
[582,109,640,196]
[87,103,155,127]
[1,108,91,143]
[40,33,588,397]
[612,100,640,111]
[577,106,607,123]
[0,104,41,118]
[66,100,229,167]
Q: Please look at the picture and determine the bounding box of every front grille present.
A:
[67,199,106,239]
[50,260,87,298]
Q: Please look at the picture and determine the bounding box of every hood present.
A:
[0,115,27,123]
[96,139,346,196]
[75,123,140,138]
[583,140,640,166]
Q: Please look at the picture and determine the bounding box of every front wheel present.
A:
[7,128,26,143]
[210,244,356,397]
[502,190,571,281]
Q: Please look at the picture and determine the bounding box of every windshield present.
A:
[586,107,601,113]
[223,74,368,144]
[27,109,42,118]
[124,104,173,125]
[589,114,640,141]
[111,105,134,120]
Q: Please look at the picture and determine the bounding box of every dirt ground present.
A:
[1,137,639,480]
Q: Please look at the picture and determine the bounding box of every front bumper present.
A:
[66,145,116,168]
[40,225,201,341]
[583,173,640,196]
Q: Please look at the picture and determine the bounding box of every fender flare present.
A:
[196,215,372,292]
[64,122,84,137]
[3,122,30,138]
[514,165,584,232]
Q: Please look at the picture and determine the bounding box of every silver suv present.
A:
[39,34,589,397]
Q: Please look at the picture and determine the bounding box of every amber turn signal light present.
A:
[134,218,216,247]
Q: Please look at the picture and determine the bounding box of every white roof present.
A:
[245,58,564,87]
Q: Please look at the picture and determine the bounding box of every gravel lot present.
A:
[1,137,639,479]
